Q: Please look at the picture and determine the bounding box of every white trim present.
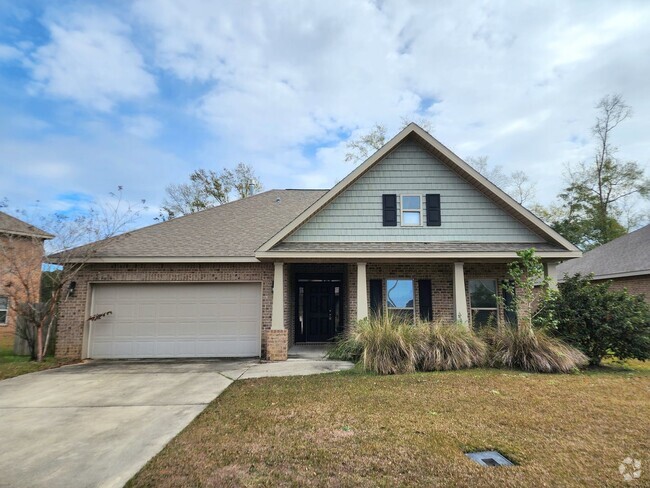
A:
[256,251,582,260]
[357,262,368,321]
[0,229,53,240]
[400,194,423,227]
[271,262,284,330]
[257,123,580,253]
[63,256,260,264]
[453,263,469,323]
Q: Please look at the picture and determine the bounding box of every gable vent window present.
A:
[401,195,422,226]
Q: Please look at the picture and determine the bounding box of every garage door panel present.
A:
[89,283,262,359]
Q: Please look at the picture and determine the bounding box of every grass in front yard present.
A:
[0,334,75,381]
[129,363,649,487]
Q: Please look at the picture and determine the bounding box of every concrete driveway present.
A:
[0,357,352,488]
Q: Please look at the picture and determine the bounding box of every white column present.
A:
[453,262,469,324]
[271,262,284,330]
[545,262,559,291]
[356,262,369,321]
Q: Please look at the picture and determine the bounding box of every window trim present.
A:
[386,278,415,320]
[468,279,498,328]
[0,296,8,326]
[400,194,423,227]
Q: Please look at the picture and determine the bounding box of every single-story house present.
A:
[0,211,53,339]
[56,124,580,361]
[557,224,649,299]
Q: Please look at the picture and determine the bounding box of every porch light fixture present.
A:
[67,281,77,298]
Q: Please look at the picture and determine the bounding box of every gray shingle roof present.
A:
[0,211,53,239]
[271,241,566,253]
[557,224,650,279]
[66,190,326,258]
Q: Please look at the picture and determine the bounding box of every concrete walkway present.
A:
[0,357,352,488]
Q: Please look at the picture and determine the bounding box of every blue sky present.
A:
[1,0,649,226]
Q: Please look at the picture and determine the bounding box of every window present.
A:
[0,296,8,325]
[386,279,414,320]
[469,279,498,328]
[401,195,422,226]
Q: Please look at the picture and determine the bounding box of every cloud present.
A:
[122,115,162,139]
[28,10,156,111]
[0,43,21,61]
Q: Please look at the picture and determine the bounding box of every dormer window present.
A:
[401,195,422,226]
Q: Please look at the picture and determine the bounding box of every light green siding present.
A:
[285,139,546,243]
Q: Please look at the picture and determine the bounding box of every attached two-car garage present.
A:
[87,283,262,359]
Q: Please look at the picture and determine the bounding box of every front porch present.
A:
[264,260,560,360]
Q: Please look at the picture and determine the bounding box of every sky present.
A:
[1,0,649,226]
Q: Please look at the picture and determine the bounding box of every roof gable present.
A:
[258,124,579,253]
[0,211,53,239]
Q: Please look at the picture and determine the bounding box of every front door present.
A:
[303,282,340,342]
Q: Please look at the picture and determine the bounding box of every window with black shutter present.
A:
[418,280,432,321]
[426,194,441,226]
[369,279,383,316]
[382,194,397,226]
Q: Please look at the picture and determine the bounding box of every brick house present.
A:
[56,124,580,361]
[557,224,650,299]
[0,212,53,340]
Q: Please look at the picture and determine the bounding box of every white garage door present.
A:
[88,283,261,359]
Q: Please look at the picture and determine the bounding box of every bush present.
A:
[328,314,486,375]
[418,321,486,371]
[486,326,588,373]
[538,274,650,366]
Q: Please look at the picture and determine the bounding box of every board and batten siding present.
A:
[285,139,546,243]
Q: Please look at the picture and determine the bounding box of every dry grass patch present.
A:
[129,365,649,488]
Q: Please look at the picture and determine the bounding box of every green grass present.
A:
[0,334,75,381]
[128,362,649,487]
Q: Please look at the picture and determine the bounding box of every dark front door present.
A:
[303,282,339,342]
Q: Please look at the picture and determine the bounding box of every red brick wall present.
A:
[595,275,649,300]
[0,235,44,338]
[56,262,274,359]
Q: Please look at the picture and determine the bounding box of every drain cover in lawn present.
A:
[465,451,514,467]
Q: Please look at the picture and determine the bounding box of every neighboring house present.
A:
[56,124,580,361]
[0,212,53,339]
[557,224,650,300]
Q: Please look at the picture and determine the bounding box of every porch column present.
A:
[453,262,469,324]
[545,262,559,291]
[271,262,284,329]
[356,262,369,321]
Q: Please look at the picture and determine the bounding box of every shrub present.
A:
[353,314,421,375]
[486,326,588,373]
[328,314,487,374]
[418,321,486,371]
[538,274,650,366]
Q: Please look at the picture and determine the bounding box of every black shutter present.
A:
[502,280,517,325]
[369,279,383,317]
[426,194,441,226]
[418,279,432,321]
[382,194,397,226]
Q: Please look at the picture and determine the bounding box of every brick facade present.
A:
[595,275,649,300]
[0,235,44,339]
[56,262,274,358]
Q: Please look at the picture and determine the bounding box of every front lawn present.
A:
[0,334,75,381]
[129,363,649,487]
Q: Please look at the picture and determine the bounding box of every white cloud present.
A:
[122,115,162,139]
[28,11,156,111]
[0,43,21,61]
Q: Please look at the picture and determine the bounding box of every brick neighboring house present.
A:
[557,224,650,300]
[0,212,53,340]
[55,124,580,361]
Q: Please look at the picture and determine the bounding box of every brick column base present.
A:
[264,329,288,361]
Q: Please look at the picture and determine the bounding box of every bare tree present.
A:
[0,188,145,361]
[159,163,263,220]
[345,124,387,164]
[466,156,537,206]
